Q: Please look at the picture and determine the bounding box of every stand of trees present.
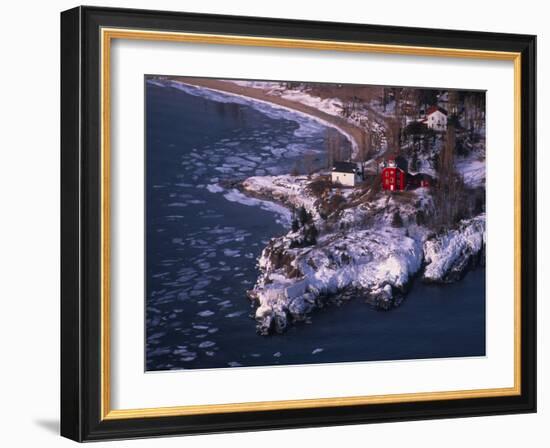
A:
[431,123,486,228]
[463,91,486,141]
[357,130,374,164]
[290,206,319,247]
[326,128,349,167]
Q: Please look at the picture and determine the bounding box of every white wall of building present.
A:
[427,110,448,131]
[331,171,356,186]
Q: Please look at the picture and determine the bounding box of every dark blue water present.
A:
[145,80,485,371]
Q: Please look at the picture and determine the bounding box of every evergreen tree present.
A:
[298,206,311,226]
[304,223,318,245]
[391,211,403,228]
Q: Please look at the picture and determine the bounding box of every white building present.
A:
[331,161,362,187]
[426,106,448,131]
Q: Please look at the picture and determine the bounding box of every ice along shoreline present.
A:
[166,77,362,156]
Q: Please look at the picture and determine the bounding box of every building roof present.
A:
[382,165,406,174]
[385,155,408,172]
[426,105,448,116]
[408,172,433,181]
[332,161,358,174]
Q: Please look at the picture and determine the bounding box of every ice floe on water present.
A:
[223,249,241,257]
[146,79,354,371]
[225,311,246,318]
[206,183,224,193]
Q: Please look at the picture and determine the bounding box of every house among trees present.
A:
[331,161,362,187]
[408,172,433,189]
[426,106,448,131]
[381,156,408,192]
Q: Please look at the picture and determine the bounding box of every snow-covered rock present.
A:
[423,214,486,283]
[250,226,425,334]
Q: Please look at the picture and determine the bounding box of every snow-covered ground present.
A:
[223,188,293,227]
[230,80,345,117]
[242,175,319,217]
[456,156,486,188]
[242,174,485,334]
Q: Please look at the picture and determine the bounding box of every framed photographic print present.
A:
[60,6,536,441]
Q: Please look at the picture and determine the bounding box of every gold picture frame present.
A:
[61,6,536,441]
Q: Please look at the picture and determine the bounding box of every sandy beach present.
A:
[173,77,364,153]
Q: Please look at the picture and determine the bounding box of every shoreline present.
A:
[240,173,486,334]
[170,77,363,156]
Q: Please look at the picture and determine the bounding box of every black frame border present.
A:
[61,5,536,442]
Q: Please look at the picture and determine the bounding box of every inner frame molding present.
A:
[99,27,522,421]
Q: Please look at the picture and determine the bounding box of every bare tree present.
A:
[387,117,402,152]
[440,123,456,174]
[433,123,467,227]
[325,128,339,168]
[303,151,317,176]
[357,130,372,163]
[448,90,459,115]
